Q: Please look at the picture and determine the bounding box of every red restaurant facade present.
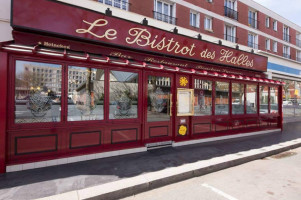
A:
[0,0,283,173]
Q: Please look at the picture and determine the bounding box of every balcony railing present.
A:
[98,0,130,11]
[297,57,301,62]
[153,11,177,25]
[224,34,238,43]
[283,34,291,42]
[283,53,291,59]
[248,17,258,29]
[296,39,301,48]
[248,42,258,49]
[224,6,238,20]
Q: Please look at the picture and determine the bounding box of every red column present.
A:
[279,85,283,131]
[0,52,8,173]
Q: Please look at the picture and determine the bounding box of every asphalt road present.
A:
[122,147,301,200]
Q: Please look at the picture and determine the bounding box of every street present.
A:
[122,147,301,200]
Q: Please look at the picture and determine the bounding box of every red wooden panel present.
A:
[149,126,169,138]
[70,131,101,149]
[15,135,57,155]
[215,122,229,132]
[193,123,211,134]
[111,128,138,144]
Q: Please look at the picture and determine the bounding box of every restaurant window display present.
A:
[67,66,104,121]
[15,60,62,123]
[194,79,212,116]
[215,81,229,115]
[270,86,279,113]
[246,84,257,114]
[147,76,171,122]
[260,85,269,113]
[232,83,245,114]
[109,70,139,119]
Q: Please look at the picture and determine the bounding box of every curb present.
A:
[36,138,301,200]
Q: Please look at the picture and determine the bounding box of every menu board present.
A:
[177,89,194,116]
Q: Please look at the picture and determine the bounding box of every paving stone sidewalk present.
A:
[1,122,301,200]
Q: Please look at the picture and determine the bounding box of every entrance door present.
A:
[143,71,174,144]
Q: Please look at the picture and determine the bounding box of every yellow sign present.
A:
[295,89,299,95]
[178,125,187,136]
[179,77,188,87]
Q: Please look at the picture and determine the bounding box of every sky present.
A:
[252,0,301,27]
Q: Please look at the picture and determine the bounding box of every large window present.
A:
[190,11,200,28]
[224,25,236,43]
[98,0,129,11]
[248,9,258,29]
[15,60,62,123]
[215,81,229,115]
[109,70,138,119]
[232,83,245,114]
[67,66,104,121]
[283,26,290,42]
[283,46,290,59]
[248,33,258,49]
[194,79,212,116]
[260,85,269,114]
[270,87,279,114]
[204,16,213,31]
[246,84,257,114]
[147,76,171,122]
[224,0,238,20]
[154,0,176,24]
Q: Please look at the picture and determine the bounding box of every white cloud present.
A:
[252,0,301,27]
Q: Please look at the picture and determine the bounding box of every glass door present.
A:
[144,72,174,143]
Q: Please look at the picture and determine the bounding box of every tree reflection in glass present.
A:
[232,83,245,114]
[260,85,269,114]
[67,66,104,121]
[246,84,257,114]
[194,79,212,116]
[15,60,62,123]
[147,76,171,122]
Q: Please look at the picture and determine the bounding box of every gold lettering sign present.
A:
[75,18,256,70]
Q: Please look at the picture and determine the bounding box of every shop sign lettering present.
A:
[75,19,256,69]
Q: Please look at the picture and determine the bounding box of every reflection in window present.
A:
[147,76,171,122]
[246,84,257,114]
[270,87,278,113]
[215,81,229,115]
[109,70,138,119]
[68,66,104,121]
[232,83,245,114]
[194,79,212,116]
[15,60,62,123]
[260,85,269,114]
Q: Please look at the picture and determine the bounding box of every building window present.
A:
[98,0,129,11]
[297,33,301,48]
[273,20,278,31]
[224,0,238,20]
[215,81,229,115]
[273,41,277,52]
[207,0,213,2]
[15,60,62,123]
[260,85,269,114]
[204,16,212,31]
[283,26,290,42]
[224,25,236,43]
[68,66,104,121]
[232,83,245,115]
[265,39,270,50]
[194,79,212,116]
[283,46,290,59]
[154,0,176,25]
[265,17,270,28]
[248,9,258,29]
[190,11,200,28]
[297,50,301,62]
[246,84,257,114]
[248,33,258,49]
[109,70,139,119]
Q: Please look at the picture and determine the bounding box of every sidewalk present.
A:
[1,122,301,200]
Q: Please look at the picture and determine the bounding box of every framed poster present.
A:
[177,89,194,116]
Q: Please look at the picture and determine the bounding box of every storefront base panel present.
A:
[6,127,280,172]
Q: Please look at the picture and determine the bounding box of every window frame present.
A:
[98,0,129,11]
[265,16,270,28]
[273,20,278,31]
[193,76,213,117]
[204,16,213,31]
[224,24,236,43]
[265,39,270,51]
[190,10,200,28]
[273,41,278,52]
[248,32,258,49]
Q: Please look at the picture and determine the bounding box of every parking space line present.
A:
[202,183,239,200]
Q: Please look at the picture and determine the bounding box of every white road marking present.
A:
[202,183,239,200]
